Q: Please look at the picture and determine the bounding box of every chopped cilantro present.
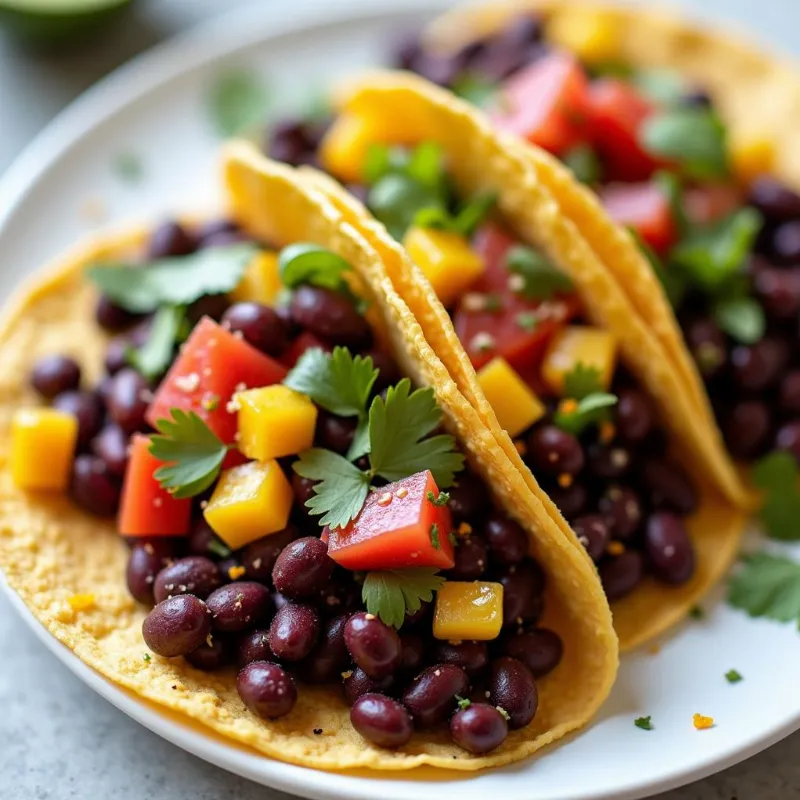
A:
[413,192,496,238]
[515,312,539,332]
[505,245,572,300]
[278,243,355,297]
[632,69,687,106]
[712,295,765,345]
[484,294,502,312]
[562,144,601,185]
[562,363,604,400]
[113,151,143,183]
[554,393,618,436]
[725,669,743,684]
[361,568,445,628]
[207,69,270,137]
[728,552,800,625]
[751,452,800,540]
[430,523,441,550]
[426,490,450,507]
[496,706,510,721]
[126,305,185,381]
[448,531,458,547]
[450,74,498,108]
[143,653,151,662]
[634,716,653,730]
[207,537,232,559]
[455,695,472,711]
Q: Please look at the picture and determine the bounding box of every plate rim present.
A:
[0,1,798,798]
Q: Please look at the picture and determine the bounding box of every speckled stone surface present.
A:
[1,0,800,798]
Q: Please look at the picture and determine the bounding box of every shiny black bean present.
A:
[298,613,350,684]
[106,368,151,433]
[126,540,177,605]
[748,177,800,223]
[723,400,771,459]
[527,425,584,476]
[450,703,508,754]
[399,632,426,674]
[153,556,222,603]
[598,485,643,540]
[267,119,321,166]
[645,512,695,585]
[71,454,121,517]
[53,390,104,450]
[292,474,318,508]
[484,515,528,565]
[432,641,489,678]
[343,667,395,705]
[771,221,800,264]
[185,634,232,670]
[237,661,296,720]
[503,628,563,678]
[599,550,644,601]
[615,387,654,443]
[572,514,610,562]
[317,576,360,617]
[142,595,211,658]
[754,267,800,321]
[685,317,727,378]
[351,694,413,748]
[776,420,800,462]
[402,664,469,728]
[236,629,272,669]
[221,302,289,358]
[92,424,130,476]
[197,218,240,242]
[548,481,587,520]
[499,561,545,627]
[403,600,431,628]
[241,526,299,583]
[344,612,402,679]
[412,52,464,86]
[731,337,789,392]
[148,220,196,258]
[103,337,129,376]
[587,442,632,480]
[642,458,698,515]
[447,472,491,520]
[206,582,273,633]
[187,294,230,325]
[780,370,800,414]
[30,355,81,399]
[448,536,488,580]
[96,295,140,332]
[315,412,357,455]
[367,348,400,394]
[268,603,320,662]
[489,657,538,730]
[290,286,371,349]
[272,537,335,599]
[187,518,230,559]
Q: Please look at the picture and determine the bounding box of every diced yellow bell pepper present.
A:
[477,357,545,437]
[730,131,775,183]
[547,9,620,64]
[11,408,78,491]
[230,251,283,306]
[237,385,318,462]
[204,460,293,549]
[433,581,504,641]
[320,113,394,184]
[542,326,618,395]
[403,226,485,308]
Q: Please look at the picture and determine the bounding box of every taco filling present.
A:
[14,216,570,757]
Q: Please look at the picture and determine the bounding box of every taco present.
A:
[253,64,750,649]
[0,156,617,771]
[403,2,800,523]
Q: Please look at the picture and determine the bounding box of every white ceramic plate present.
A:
[1,2,800,798]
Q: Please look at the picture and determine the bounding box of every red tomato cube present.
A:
[118,434,191,537]
[326,470,455,570]
[493,52,590,156]
[600,181,678,255]
[146,317,287,445]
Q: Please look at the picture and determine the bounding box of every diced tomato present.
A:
[587,79,663,181]
[118,434,191,537]
[493,52,590,156]
[146,317,287,446]
[326,471,454,571]
[600,181,678,255]
[684,183,743,226]
[279,332,332,369]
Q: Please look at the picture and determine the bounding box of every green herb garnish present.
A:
[562,144,602,185]
[149,411,232,499]
[729,552,800,625]
[414,192,496,238]
[515,312,539,332]
[207,69,270,137]
[361,568,446,628]
[207,537,232,559]
[506,245,572,300]
[113,152,143,183]
[455,695,472,711]
[725,669,743,684]
[554,393,618,436]
[562,363,604,400]
[430,523,441,550]
[278,243,353,292]
[143,653,151,662]
[87,243,256,313]
[751,451,800,540]
[450,74,498,108]
[427,490,450,507]
[634,716,653,731]
[126,305,185,381]
[711,295,765,345]
[632,69,687,106]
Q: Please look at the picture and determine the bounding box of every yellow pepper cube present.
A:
[204,460,293,550]
[320,113,392,184]
[548,9,620,64]
[477,357,546,438]
[730,132,775,183]
[11,408,78,491]
[403,226,485,308]
[542,326,618,395]
[237,385,318,462]
[230,251,282,306]
[433,581,504,641]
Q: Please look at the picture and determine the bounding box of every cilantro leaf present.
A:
[562,144,601,185]
[554,393,618,436]
[430,524,441,550]
[562,363,604,400]
[751,451,800,540]
[149,410,231,499]
[86,243,257,313]
[126,305,185,381]
[207,69,270,137]
[451,74,498,107]
[712,296,765,345]
[293,448,370,529]
[369,174,445,241]
[278,243,353,293]
[456,695,472,711]
[414,193,496,238]
[728,552,800,624]
[368,379,465,488]
[634,716,653,730]
[725,669,743,684]
[361,568,446,628]
[505,246,572,300]
[632,69,687,106]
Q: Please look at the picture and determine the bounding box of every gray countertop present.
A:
[2,1,800,798]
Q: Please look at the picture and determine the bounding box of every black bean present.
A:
[598,485,643,540]
[292,474,318,508]
[221,302,289,358]
[241,526,299,583]
[343,667,395,705]
[344,612,402,679]
[572,514,609,562]
[153,556,222,603]
[268,603,320,662]
[587,442,632,480]
[748,177,800,223]
[30,355,81,399]
[148,220,196,258]
[398,632,426,674]
[297,613,350,684]
[771,221,800,265]
[237,661,296,720]
[681,89,712,108]
[290,286,371,349]
[96,295,140,332]
[527,425,584,476]
[402,664,469,728]
[615,388,654,443]
[489,657,538,729]
[126,540,177,605]
[484,515,528,565]
[197,218,240,242]
[351,694,413,748]
[547,481,587,520]
[187,518,230,559]
[776,420,800,462]
[267,119,321,166]
[780,370,800,415]
[71,454,121,517]
[448,536,488,580]
[599,550,644,601]
[645,512,695,585]
[732,337,789,392]
[185,635,232,670]
[142,595,211,658]
[315,412,357,455]
[412,52,464,86]
[723,400,771,460]
[447,472,491,520]
[53,390,104,450]
[317,576,360,617]
[103,337,129,376]
[450,703,508,754]
[403,600,431,628]
[272,537,335,599]
[642,458,698,515]
[187,294,230,325]
[236,629,272,669]
[431,641,489,678]
[754,267,800,321]
[685,317,727,379]
[503,628,563,678]
[367,348,401,394]
[499,561,545,627]
[92,424,130,476]
[206,582,273,633]
[106,368,151,433]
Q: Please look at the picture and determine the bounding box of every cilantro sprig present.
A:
[207,69,271,137]
[554,393,618,436]
[751,452,800,540]
[634,716,653,731]
[729,552,800,626]
[126,305,186,381]
[361,568,445,628]
[413,192,496,239]
[562,363,604,400]
[505,245,573,300]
